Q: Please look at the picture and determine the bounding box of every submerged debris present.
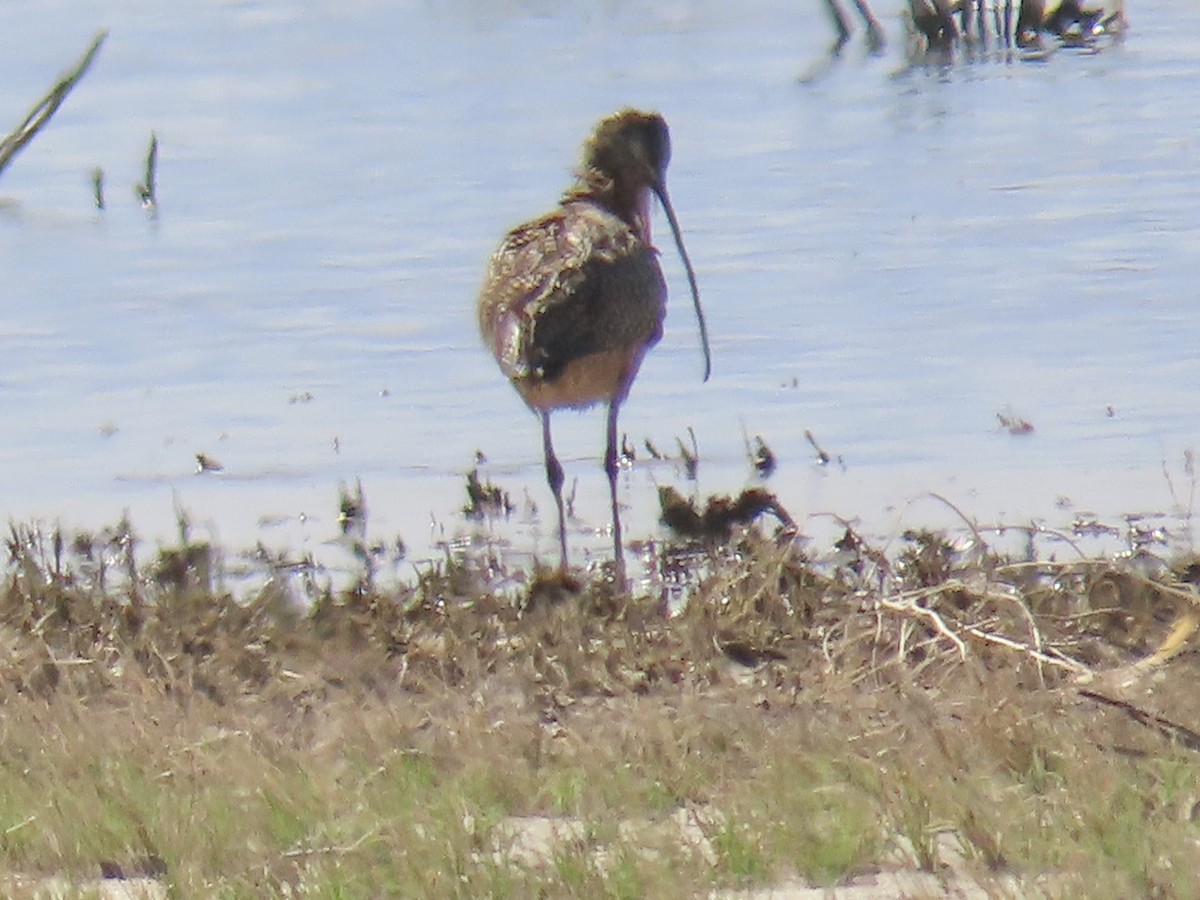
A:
[677,428,700,480]
[1126,515,1169,552]
[463,468,514,520]
[338,479,367,536]
[748,434,777,479]
[91,166,104,210]
[620,433,636,465]
[1073,515,1121,539]
[804,429,832,467]
[1038,0,1125,43]
[658,486,795,542]
[135,131,158,211]
[821,0,1125,60]
[640,432,700,475]
[997,410,1035,436]
[195,452,223,473]
[803,429,846,470]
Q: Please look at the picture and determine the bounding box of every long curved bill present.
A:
[654,182,712,383]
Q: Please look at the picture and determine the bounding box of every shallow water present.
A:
[0,1,1197,584]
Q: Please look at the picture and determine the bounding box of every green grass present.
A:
[2,683,1200,897]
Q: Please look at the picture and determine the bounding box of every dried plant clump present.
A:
[658,486,795,543]
[462,468,514,519]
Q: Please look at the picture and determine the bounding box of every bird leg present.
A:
[541,411,568,574]
[604,397,627,589]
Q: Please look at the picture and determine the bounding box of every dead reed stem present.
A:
[0,30,107,179]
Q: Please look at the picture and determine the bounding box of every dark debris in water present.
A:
[134,131,158,212]
[620,434,636,465]
[821,0,1125,62]
[336,481,407,591]
[194,452,223,473]
[749,434,776,478]
[91,166,104,210]
[997,410,1035,436]
[1073,516,1120,539]
[676,428,700,480]
[805,429,843,469]
[658,486,795,542]
[338,479,367,536]
[462,468,514,520]
[636,430,702,478]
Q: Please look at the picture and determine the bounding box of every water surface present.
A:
[0,1,1196,584]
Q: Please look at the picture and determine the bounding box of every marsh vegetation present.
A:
[2,476,1199,897]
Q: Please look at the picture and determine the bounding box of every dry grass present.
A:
[0,511,1199,897]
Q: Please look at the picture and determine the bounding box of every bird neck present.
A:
[562,169,652,242]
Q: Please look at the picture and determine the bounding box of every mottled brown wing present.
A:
[478,201,665,385]
[528,244,666,384]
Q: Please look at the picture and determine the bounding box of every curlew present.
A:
[478,108,710,585]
